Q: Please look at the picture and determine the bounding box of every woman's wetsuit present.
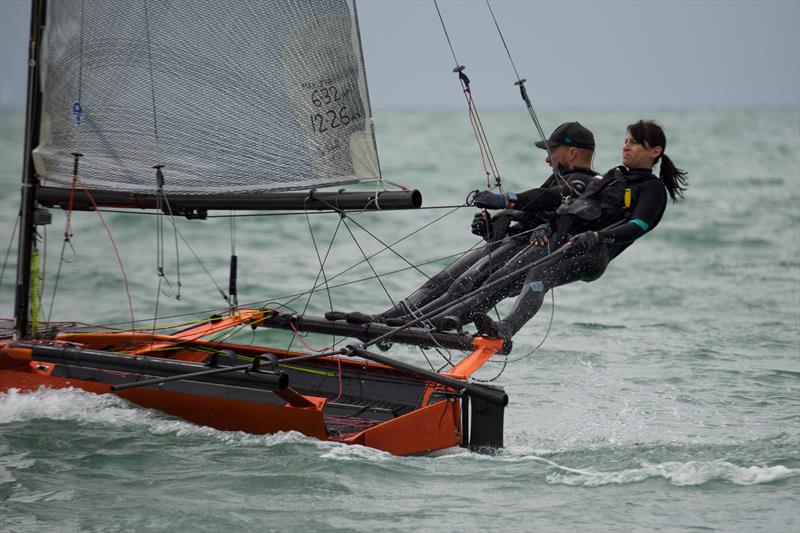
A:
[427,166,668,337]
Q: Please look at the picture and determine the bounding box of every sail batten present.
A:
[34,0,380,195]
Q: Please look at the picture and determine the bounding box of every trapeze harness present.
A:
[427,166,668,337]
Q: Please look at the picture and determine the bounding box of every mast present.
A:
[14,0,46,339]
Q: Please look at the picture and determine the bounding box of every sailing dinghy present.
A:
[0,0,508,455]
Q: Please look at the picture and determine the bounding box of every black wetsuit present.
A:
[427,166,668,337]
[380,168,599,322]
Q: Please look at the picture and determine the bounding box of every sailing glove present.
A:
[473,190,506,209]
[569,231,600,253]
[471,212,492,240]
[530,224,552,247]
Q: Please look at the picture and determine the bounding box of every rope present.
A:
[433,0,502,189]
[0,213,19,286]
[340,217,398,310]
[285,211,343,353]
[484,0,568,192]
[75,178,136,331]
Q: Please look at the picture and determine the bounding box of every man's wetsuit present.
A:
[427,166,668,337]
[379,168,599,323]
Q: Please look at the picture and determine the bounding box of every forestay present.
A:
[33,0,380,195]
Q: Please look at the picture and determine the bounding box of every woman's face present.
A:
[622,132,662,169]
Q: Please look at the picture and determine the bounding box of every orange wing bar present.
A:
[125,308,269,354]
[442,336,504,380]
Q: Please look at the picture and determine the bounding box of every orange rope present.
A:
[74,177,136,331]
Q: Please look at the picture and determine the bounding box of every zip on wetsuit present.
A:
[428,166,668,338]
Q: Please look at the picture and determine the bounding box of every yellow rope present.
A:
[30,249,41,335]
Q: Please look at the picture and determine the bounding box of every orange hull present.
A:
[0,330,505,456]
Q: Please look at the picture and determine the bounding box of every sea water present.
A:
[0,107,798,532]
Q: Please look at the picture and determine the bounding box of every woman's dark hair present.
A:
[627,120,688,202]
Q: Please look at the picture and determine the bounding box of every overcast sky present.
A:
[1,0,798,110]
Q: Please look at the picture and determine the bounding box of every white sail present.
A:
[33,0,380,195]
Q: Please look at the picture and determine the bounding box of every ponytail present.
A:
[657,153,688,202]
[627,119,688,202]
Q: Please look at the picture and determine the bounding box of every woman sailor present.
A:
[429,119,689,340]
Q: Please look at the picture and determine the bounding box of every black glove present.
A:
[473,190,506,209]
[471,212,492,240]
[568,231,600,253]
[529,223,552,247]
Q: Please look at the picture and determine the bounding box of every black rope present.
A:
[0,213,19,287]
[484,0,567,192]
[340,217,398,310]
[285,211,343,352]
[433,0,461,66]
[434,0,502,187]
[280,203,466,309]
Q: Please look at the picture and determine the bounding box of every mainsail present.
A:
[33,0,380,195]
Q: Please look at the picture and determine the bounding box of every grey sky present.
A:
[1,0,799,109]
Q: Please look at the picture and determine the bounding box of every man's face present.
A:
[545,145,570,169]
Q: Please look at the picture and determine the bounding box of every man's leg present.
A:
[494,244,611,338]
[385,239,527,322]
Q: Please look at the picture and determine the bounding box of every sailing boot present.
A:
[345,311,380,324]
[324,311,347,321]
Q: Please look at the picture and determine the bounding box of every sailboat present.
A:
[0,0,508,455]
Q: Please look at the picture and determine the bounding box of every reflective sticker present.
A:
[529,280,544,292]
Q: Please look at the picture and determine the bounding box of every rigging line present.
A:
[484,0,566,191]
[286,213,343,353]
[70,177,136,330]
[433,0,502,185]
[303,210,343,348]
[39,226,47,313]
[46,161,81,324]
[153,275,163,335]
[361,246,569,351]
[159,190,182,300]
[433,0,461,66]
[66,235,490,333]
[466,88,502,186]
[341,217,398,310]
[0,213,19,286]
[68,238,487,332]
[172,222,229,304]
[279,204,466,307]
[342,215,433,281]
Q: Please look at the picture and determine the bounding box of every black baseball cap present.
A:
[535,121,595,151]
